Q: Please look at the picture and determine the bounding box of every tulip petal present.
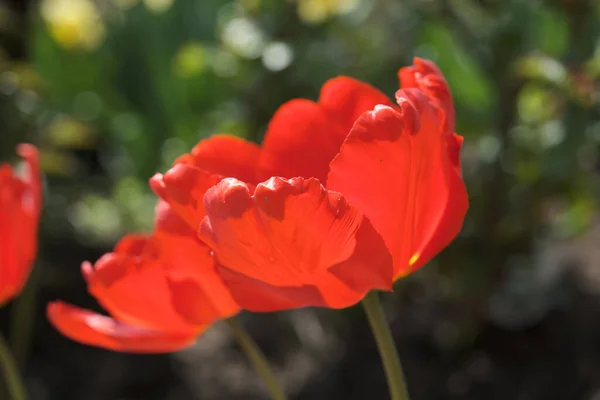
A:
[258,99,338,182]
[0,145,41,305]
[154,198,192,236]
[150,165,221,230]
[82,235,207,332]
[327,90,468,279]
[399,57,455,133]
[201,177,358,286]
[81,200,239,338]
[82,252,190,332]
[0,166,20,303]
[216,267,325,311]
[154,200,240,323]
[328,215,393,293]
[151,135,261,230]
[408,133,468,272]
[259,78,393,182]
[175,134,261,185]
[319,76,393,135]
[47,302,198,353]
[200,177,393,310]
[217,266,368,311]
[17,144,42,221]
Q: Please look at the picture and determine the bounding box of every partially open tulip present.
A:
[47,201,239,353]
[152,58,468,312]
[0,144,42,306]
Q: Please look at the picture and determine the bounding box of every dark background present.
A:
[1,0,599,399]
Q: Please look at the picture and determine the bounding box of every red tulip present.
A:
[47,201,240,353]
[152,58,468,311]
[198,176,393,311]
[0,144,42,306]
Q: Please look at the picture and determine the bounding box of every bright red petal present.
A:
[409,133,467,272]
[399,58,455,133]
[150,165,221,230]
[47,302,199,353]
[258,78,393,183]
[84,227,239,331]
[201,177,359,286]
[151,135,260,229]
[17,144,42,221]
[82,241,192,332]
[327,90,468,279]
[217,265,368,311]
[319,77,393,135]
[200,177,392,310]
[178,134,261,185]
[0,145,41,305]
[0,165,21,304]
[328,215,393,293]
[154,199,190,236]
[216,266,325,311]
[257,99,338,182]
[154,200,240,323]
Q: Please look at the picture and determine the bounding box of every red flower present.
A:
[153,58,468,311]
[47,201,240,353]
[198,177,392,311]
[0,144,41,306]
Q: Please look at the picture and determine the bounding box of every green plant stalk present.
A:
[362,291,410,400]
[226,318,287,400]
[0,332,26,400]
[10,264,41,370]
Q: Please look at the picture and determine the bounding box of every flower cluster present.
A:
[0,59,467,356]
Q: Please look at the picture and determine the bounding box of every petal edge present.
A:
[47,302,199,353]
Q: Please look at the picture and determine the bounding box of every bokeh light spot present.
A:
[261,42,294,72]
[221,17,265,59]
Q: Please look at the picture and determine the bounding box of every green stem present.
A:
[226,318,287,400]
[362,291,410,400]
[0,332,26,400]
[10,264,40,369]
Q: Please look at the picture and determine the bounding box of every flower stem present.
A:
[10,264,41,369]
[362,291,410,400]
[0,332,26,400]
[226,318,287,400]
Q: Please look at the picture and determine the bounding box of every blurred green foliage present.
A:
[0,0,599,332]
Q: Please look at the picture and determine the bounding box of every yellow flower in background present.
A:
[143,0,174,14]
[297,0,359,25]
[39,148,80,177]
[4,63,43,91]
[40,0,105,51]
[173,42,208,78]
[46,115,97,150]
